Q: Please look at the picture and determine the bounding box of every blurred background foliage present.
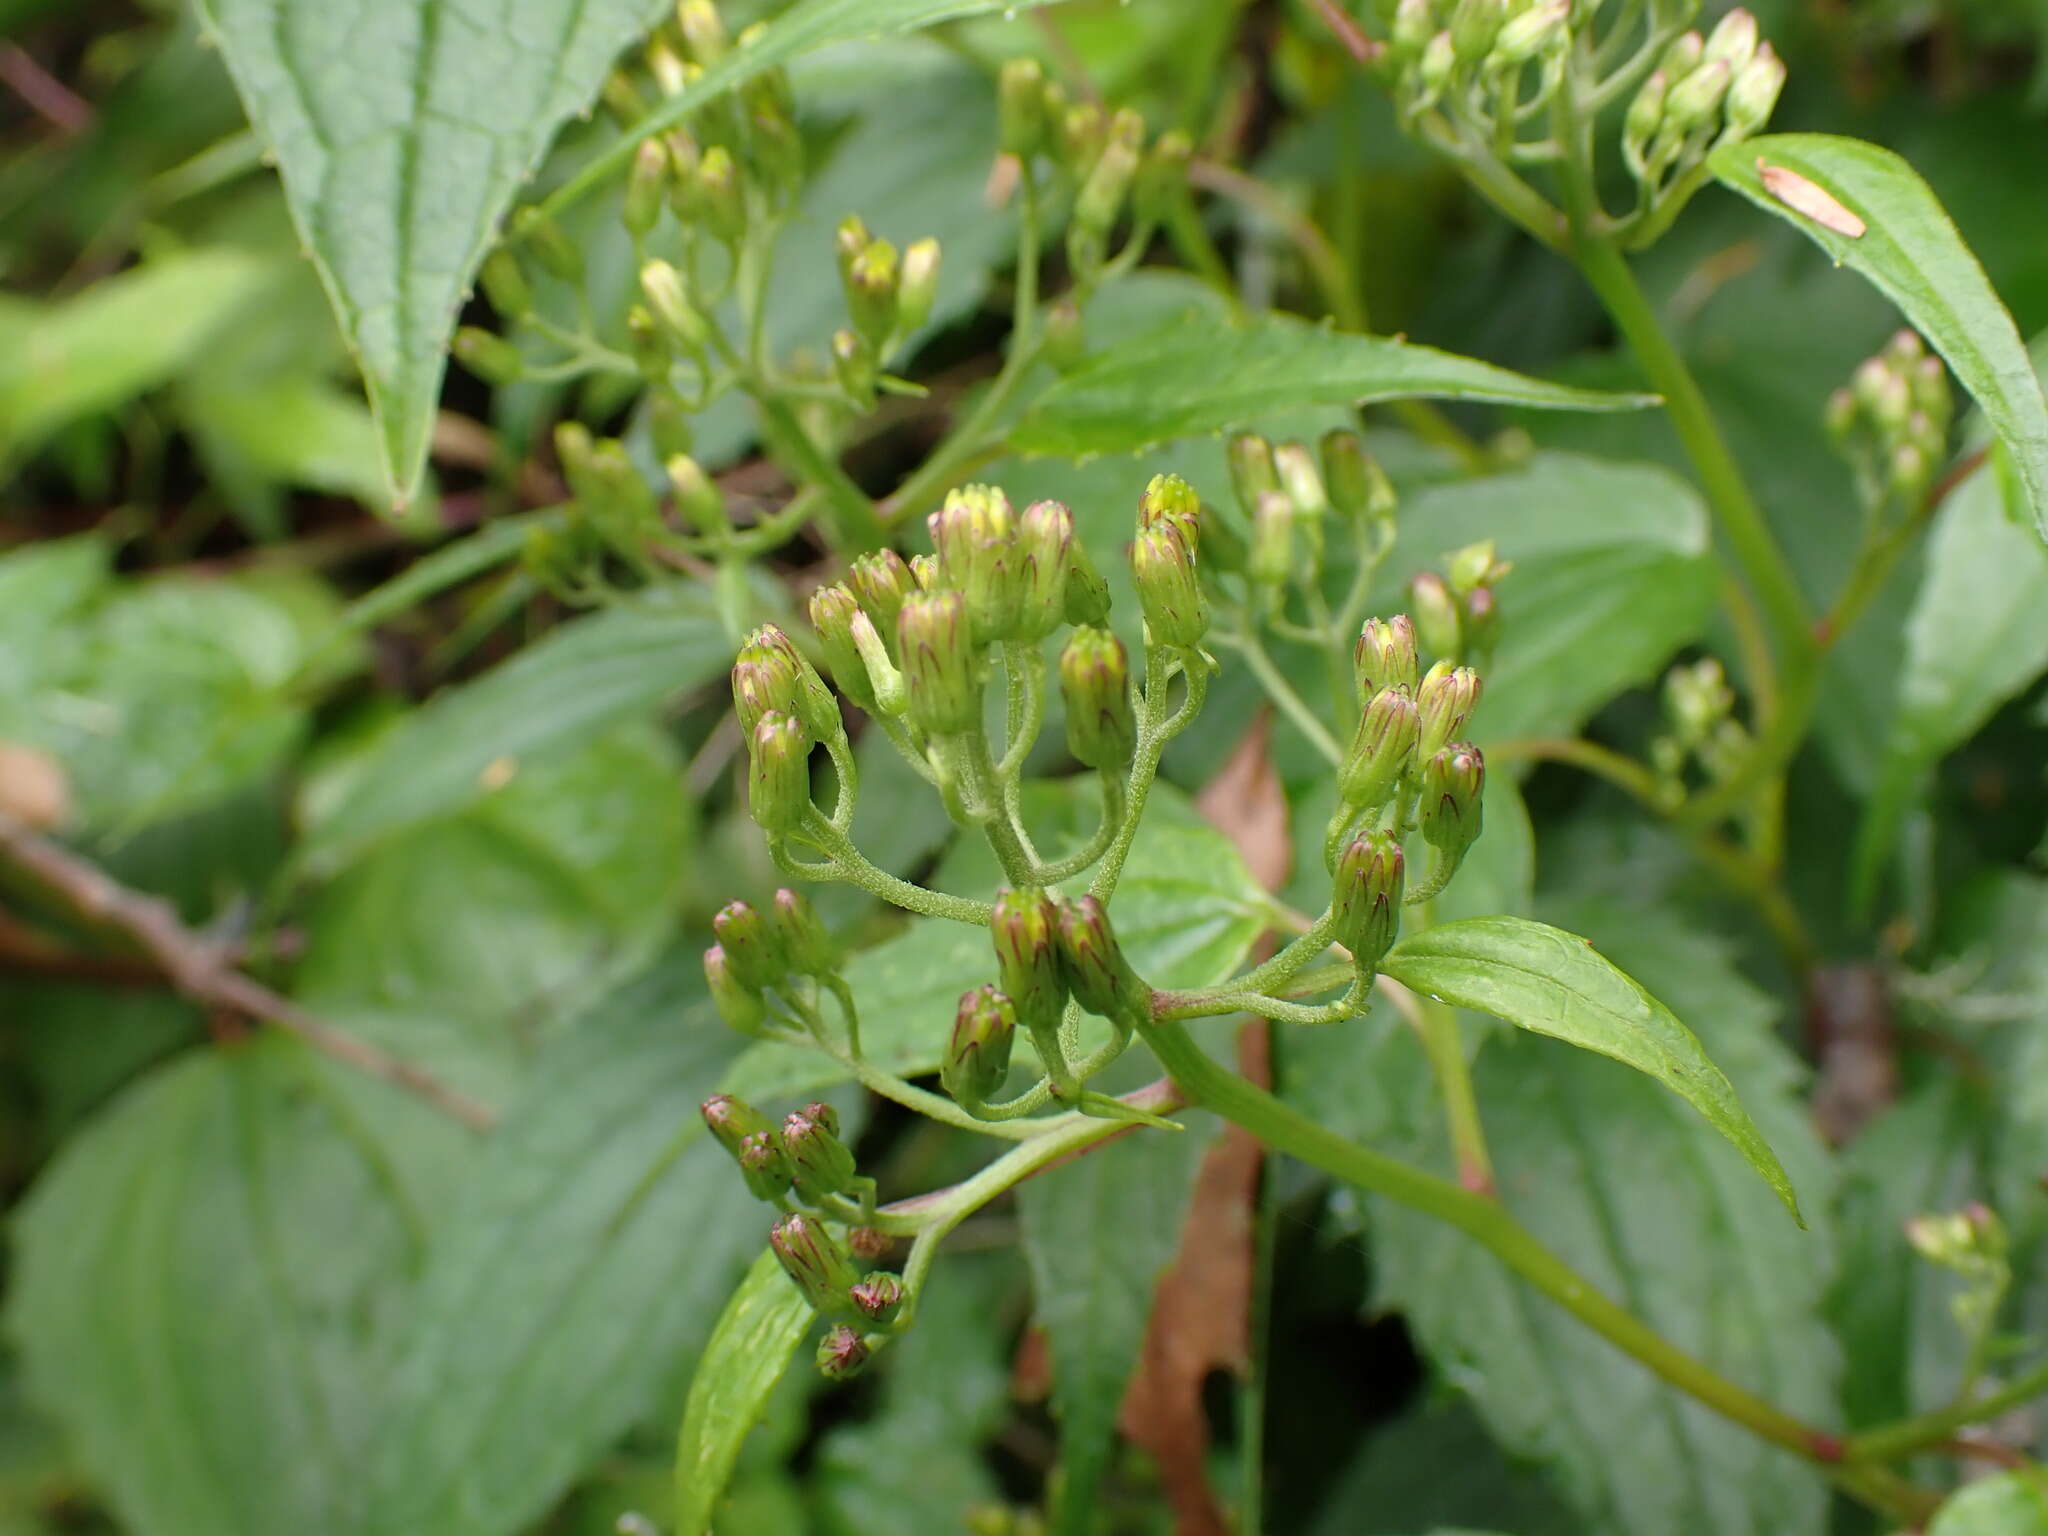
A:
[3,2,2048,1534]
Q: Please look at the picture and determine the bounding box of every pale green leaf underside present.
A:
[1010,314,1658,458]
[1709,133,2048,543]
[1381,916,1802,1223]
[671,1250,813,1536]
[1927,1474,2048,1535]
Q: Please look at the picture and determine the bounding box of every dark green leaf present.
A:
[1303,1401,1575,1536]
[1373,902,1837,1535]
[1010,311,1657,458]
[304,588,725,868]
[1017,1116,1213,1532]
[358,958,762,1536]
[671,1251,814,1536]
[5,1040,461,1536]
[1381,914,1803,1221]
[1928,1474,2048,1535]
[1709,134,2048,540]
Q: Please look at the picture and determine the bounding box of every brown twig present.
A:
[0,810,497,1130]
[1308,0,1383,68]
[0,43,91,136]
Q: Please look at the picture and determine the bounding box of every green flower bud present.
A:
[897,237,942,337]
[1134,131,1193,228]
[648,388,695,460]
[1851,355,1891,415]
[1322,430,1395,532]
[513,207,583,284]
[1043,298,1086,372]
[799,1099,842,1140]
[675,0,727,64]
[835,214,872,280]
[624,137,670,236]
[739,1131,794,1203]
[1056,100,1105,175]
[644,34,687,96]
[809,583,879,715]
[769,1212,859,1315]
[1664,58,1731,133]
[625,305,671,381]
[1059,626,1137,771]
[1420,743,1486,864]
[816,1323,871,1380]
[1409,570,1463,659]
[1890,442,1932,503]
[1063,540,1113,626]
[713,899,787,990]
[1823,386,1858,445]
[897,591,982,735]
[1418,29,1456,94]
[999,57,1047,159]
[452,327,525,385]
[1138,473,1202,542]
[930,485,1022,642]
[480,248,532,321]
[601,67,647,126]
[851,608,906,715]
[774,888,839,977]
[702,1093,775,1161]
[1056,895,1149,1021]
[1417,661,1483,758]
[1340,685,1421,813]
[1248,491,1297,590]
[1659,29,1704,79]
[1723,42,1784,138]
[1702,7,1759,71]
[1331,830,1405,975]
[1070,128,1141,275]
[693,145,747,243]
[666,453,725,538]
[1911,355,1952,437]
[1390,0,1433,61]
[849,1272,906,1327]
[991,888,1067,1034]
[945,985,1019,1106]
[1463,584,1501,659]
[1870,369,1912,440]
[1450,0,1506,64]
[1016,499,1075,641]
[1355,615,1420,702]
[1624,70,1670,169]
[1226,433,1280,517]
[909,553,941,591]
[1446,539,1508,596]
[739,625,841,743]
[850,550,917,640]
[1664,657,1732,745]
[1493,0,1568,65]
[832,327,877,410]
[747,712,813,835]
[1132,523,1207,648]
[845,239,900,350]
[705,945,770,1036]
[640,259,709,357]
[783,1109,859,1204]
[1274,440,1329,519]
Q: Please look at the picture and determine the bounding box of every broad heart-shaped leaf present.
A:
[1709,133,2048,540]
[722,780,1270,1100]
[1850,457,2048,907]
[359,956,763,1536]
[189,0,669,508]
[4,1037,467,1536]
[1017,1110,1215,1534]
[1378,453,1718,745]
[1009,310,1656,457]
[1380,915,1803,1222]
[304,586,726,870]
[1929,1475,2048,1535]
[672,1249,814,1536]
[1361,904,1838,1536]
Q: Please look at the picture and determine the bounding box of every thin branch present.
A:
[0,44,91,136]
[1308,0,1383,68]
[0,811,497,1131]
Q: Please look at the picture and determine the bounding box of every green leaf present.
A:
[1380,454,1719,745]
[188,0,668,508]
[723,780,1270,1099]
[358,958,765,1536]
[1851,458,2048,906]
[1303,1402,1575,1536]
[304,587,726,869]
[180,377,408,520]
[1929,1475,2048,1535]
[1708,133,2048,540]
[672,1250,814,1536]
[0,250,270,458]
[1009,310,1656,458]
[1371,903,1837,1535]
[1380,914,1803,1222]
[5,1039,463,1536]
[1017,1114,1213,1532]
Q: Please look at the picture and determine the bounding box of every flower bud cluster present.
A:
[1623,12,1786,195]
[995,58,1192,282]
[1649,656,1748,805]
[1825,329,1951,524]
[1408,539,1509,666]
[1219,431,1396,615]
[1379,0,1578,135]
[730,626,852,838]
[520,422,718,599]
[703,887,842,1036]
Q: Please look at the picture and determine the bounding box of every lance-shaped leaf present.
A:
[1709,133,2048,541]
[1010,313,1656,458]
[1380,915,1803,1223]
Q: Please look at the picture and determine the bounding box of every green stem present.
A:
[748,386,883,553]
[1415,901,1495,1195]
[795,818,991,925]
[1089,648,1207,902]
[1226,627,1345,767]
[1034,772,1126,886]
[1848,1358,2048,1464]
[1135,1016,1937,1526]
